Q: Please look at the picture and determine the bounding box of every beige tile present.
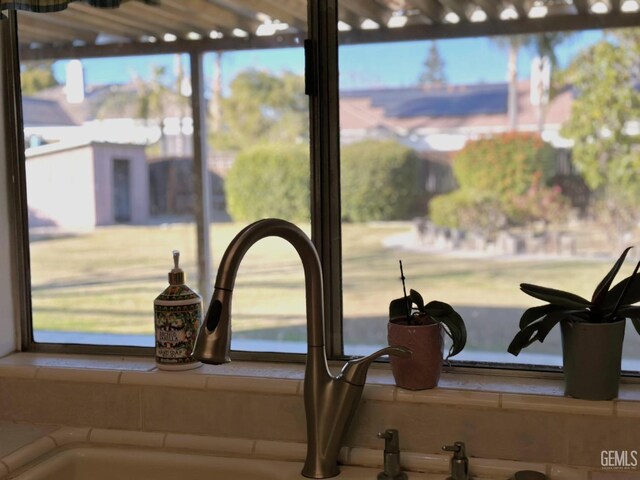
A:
[362,385,395,402]
[48,426,90,446]
[206,376,300,395]
[616,401,640,418]
[401,451,448,474]
[254,440,307,461]
[471,458,546,478]
[549,464,590,480]
[0,365,37,379]
[120,371,207,390]
[36,367,120,384]
[141,387,306,442]
[0,378,141,429]
[165,433,255,455]
[347,401,573,465]
[0,353,154,371]
[501,393,614,416]
[0,423,56,458]
[89,428,165,447]
[348,447,382,468]
[2,437,56,472]
[564,415,640,467]
[397,388,500,408]
[591,472,640,480]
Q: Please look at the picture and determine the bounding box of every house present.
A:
[26,140,149,230]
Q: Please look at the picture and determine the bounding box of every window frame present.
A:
[5,2,640,375]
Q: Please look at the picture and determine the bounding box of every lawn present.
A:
[29,221,640,359]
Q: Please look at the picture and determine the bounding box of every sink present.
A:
[8,446,387,480]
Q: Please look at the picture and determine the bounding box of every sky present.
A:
[51,30,604,93]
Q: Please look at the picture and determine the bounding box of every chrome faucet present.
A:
[193,218,410,479]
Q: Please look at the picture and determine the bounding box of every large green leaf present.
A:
[534,310,575,343]
[508,321,543,356]
[605,273,640,309]
[424,300,467,358]
[614,306,640,319]
[389,297,411,320]
[520,283,591,308]
[409,289,425,310]
[519,304,566,329]
[591,246,633,310]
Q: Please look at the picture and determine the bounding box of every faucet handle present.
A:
[443,441,466,458]
[377,429,400,452]
[340,346,411,386]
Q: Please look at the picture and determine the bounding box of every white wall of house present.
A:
[0,42,17,356]
[26,144,97,230]
[26,142,148,229]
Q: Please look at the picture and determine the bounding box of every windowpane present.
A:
[17,3,310,352]
[338,15,640,370]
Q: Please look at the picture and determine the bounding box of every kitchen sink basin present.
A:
[8,446,390,480]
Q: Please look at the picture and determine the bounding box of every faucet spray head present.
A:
[192,287,232,364]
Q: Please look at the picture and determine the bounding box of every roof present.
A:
[342,83,509,118]
[21,96,77,126]
[13,0,640,60]
[340,81,573,132]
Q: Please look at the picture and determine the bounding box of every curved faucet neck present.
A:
[213,218,327,352]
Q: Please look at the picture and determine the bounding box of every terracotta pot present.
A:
[561,318,625,400]
[387,317,444,390]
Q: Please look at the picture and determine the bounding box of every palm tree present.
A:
[492,33,572,132]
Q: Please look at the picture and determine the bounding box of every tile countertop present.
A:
[0,352,640,416]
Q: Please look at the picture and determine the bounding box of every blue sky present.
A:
[52,30,603,92]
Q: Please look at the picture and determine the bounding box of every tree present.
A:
[20,61,59,95]
[211,69,308,152]
[560,34,640,230]
[492,33,572,131]
[419,41,447,85]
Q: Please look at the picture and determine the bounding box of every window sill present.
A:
[1,352,639,417]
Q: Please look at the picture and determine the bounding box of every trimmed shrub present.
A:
[429,190,507,239]
[225,143,309,222]
[341,140,422,222]
[453,133,555,200]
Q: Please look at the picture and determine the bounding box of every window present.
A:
[6,0,640,372]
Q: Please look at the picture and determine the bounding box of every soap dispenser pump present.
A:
[154,250,202,370]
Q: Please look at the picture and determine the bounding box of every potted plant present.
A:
[508,247,640,400]
[388,262,467,390]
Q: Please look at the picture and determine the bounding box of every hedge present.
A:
[224,143,310,222]
[341,140,422,222]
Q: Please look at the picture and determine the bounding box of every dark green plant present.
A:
[508,247,640,356]
[341,140,423,222]
[224,143,309,222]
[389,289,467,359]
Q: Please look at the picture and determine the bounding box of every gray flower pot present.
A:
[561,318,625,401]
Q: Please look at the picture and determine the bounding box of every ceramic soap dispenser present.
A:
[154,250,202,370]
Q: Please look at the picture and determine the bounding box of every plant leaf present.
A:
[508,321,543,356]
[519,304,564,329]
[591,246,633,310]
[604,272,640,310]
[389,297,410,320]
[534,310,573,343]
[409,289,424,310]
[424,300,466,358]
[614,306,640,319]
[520,283,591,308]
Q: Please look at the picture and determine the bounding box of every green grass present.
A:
[29,222,640,357]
